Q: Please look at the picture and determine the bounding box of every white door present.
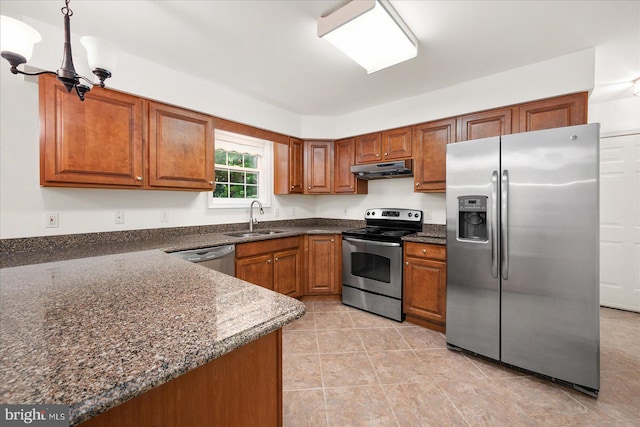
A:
[599,132,640,312]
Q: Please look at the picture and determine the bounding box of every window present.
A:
[208,130,272,208]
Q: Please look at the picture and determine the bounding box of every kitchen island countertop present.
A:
[0,249,305,425]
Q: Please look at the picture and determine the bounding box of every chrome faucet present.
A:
[249,200,264,231]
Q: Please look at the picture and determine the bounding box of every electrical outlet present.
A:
[115,211,124,224]
[424,209,432,220]
[160,211,169,222]
[46,212,59,228]
[274,207,279,218]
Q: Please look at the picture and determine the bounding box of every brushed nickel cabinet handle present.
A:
[136,176,143,181]
[405,261,409,265]
[275,257,279,261]
[267,259,271,264]
[415,182,420,187]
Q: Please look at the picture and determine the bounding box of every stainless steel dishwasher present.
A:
[170,245,235,276]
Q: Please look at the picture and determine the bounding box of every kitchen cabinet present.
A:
[403,242,447,332]
[147,101,215,190]
[80,330,282,427]
[274,137,304,194]
[39,74,144,188]
[334,138,368,194]
[458,107,515,141]
[304,140,333,194]
[518,92,587,132]
[413,118,456,193]
[40,75,215,191]
[236,237,302,297]
[355,126,412,164]
[305,234,341,295]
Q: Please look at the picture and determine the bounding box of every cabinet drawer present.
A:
[236,236,301,258]
[404,242,446,260]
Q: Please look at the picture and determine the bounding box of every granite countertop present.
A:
[0,250,305,425]
[403,224,447,246]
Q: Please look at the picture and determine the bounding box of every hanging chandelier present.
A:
[0,0,117,101]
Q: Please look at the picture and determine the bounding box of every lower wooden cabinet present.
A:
[235,237,302,297]
[403,242,447,332]
[79,330,282,427]
[305,234,341,295]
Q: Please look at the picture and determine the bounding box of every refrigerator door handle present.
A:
[491,170,499,278]
[501,169,509,280]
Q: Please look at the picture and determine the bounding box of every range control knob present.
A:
[371,211,376,216]
[414,212,420,218]
[366,211,370,216]
[408,213,412,217]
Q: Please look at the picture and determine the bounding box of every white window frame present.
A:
[208,130,273,209]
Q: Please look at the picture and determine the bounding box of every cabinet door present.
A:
[236,254,274,290]
[413,119,456,193]
[274,248,302,297]
[148,102,215,190]
[289,137,305,193]
[381,126,412,160]
[304,140,332,193]
[404,256,447,324]
[355,132,382,164]
[518,92,587,132]
[334,138,367,194]
[306,235,340,295]
[458,107,515,141]
[39,74,144,188]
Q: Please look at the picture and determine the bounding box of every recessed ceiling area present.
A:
[0,0,638,115]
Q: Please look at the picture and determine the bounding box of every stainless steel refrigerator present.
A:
[445,123,600,397]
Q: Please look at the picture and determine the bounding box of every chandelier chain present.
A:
[61,0,73,17]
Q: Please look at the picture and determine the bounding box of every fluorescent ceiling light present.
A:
[318,0,417,74]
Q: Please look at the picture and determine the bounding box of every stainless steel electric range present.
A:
[342,208,423,321]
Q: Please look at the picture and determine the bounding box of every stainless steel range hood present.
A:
[350,159,413,180]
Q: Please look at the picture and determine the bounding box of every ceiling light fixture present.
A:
[0,0,117,101]
[317,0,417,74]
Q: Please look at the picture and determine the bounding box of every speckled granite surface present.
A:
[403,224,447,245]
[0,250,306,425]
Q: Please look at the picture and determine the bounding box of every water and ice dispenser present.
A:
[458,196,488,241]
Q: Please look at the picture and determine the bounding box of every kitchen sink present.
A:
[224,230,287,238]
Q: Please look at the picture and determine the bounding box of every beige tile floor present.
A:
[282,301,640,427]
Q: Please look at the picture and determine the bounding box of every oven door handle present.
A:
[343,237,401,247]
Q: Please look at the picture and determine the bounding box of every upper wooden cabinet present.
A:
[355,132,382,164]
[304,140,333,194]
[334,138,368,194]
[274,137,304,195]
[413,119,456,193]
[458,107,515,142]
[355,127,412,164]
[40,75,215,191]
[381,126,412,160]
[147,102,215,190]
[518,92,587,132]
[40,74,144,188]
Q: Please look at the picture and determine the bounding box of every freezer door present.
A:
[500,124,600,391]
[446,136,501,360]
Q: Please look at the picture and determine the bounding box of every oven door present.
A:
[342,236,403,298]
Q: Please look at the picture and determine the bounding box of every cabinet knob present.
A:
[267,259,271,264]
[136,176,143,181]
[275,257,279,261]
[384,152,388,156]
[291,185,294,189]
[209,181,214,185]
[415,182,420,187]
[422,249,427,254]
[331,239,334,242]
[350,185,353,189]
[308,186,311,190]
[406,261,409,265]
[376,153,380,157]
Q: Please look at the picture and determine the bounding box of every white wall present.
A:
[0,19,600,238]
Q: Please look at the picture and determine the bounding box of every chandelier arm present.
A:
[77,74,98,86]
[12,68,58,77]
